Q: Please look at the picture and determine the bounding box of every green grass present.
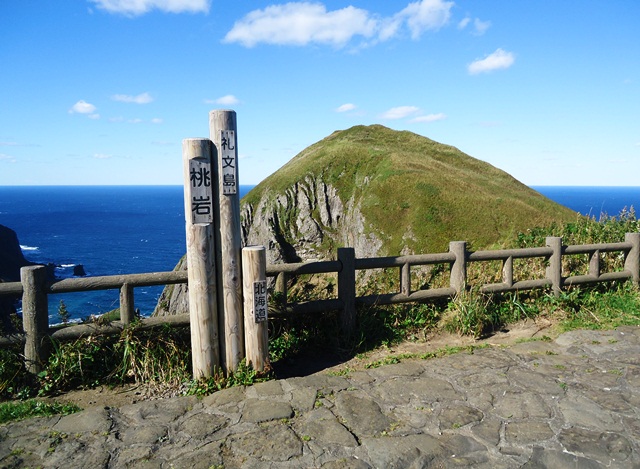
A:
[2,204,640,416]
[242,124,575,256]
[0,399,81,424]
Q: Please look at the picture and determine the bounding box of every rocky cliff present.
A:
[154,125,576,316]
[0,224,34,332]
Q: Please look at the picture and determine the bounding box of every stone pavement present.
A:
[2,326,640,468]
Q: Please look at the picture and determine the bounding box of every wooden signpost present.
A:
[182,138,219,378]
[242,245,269,371]
[210,110,245,372]
[183,110,267,377]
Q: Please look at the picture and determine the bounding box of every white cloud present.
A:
[88,113,101,120]
[89,0,210,16]
[224,3,377,48]
[0,153,17,163]
[211,95,240,106]
[411,112,446,123]
[151,117,163,124]
[457,17,471,29]
[94,153,112,159]
[128,118,143,124]
[395,0,453,39]
[224,0,454,48]
[69,100,97,114]
[111,92,154,104]
[380,106,420,119]
[468,48,515,74]
[473,18,491,35]
[336,103,357,112]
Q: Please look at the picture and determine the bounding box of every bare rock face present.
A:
[153,176,381,316]
[0,224,34,332]
[241,175,381,265]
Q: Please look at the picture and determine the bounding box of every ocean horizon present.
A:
[2,185,640,323]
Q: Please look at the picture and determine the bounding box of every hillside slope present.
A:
[241,124,576,264]
[154,125,576,316]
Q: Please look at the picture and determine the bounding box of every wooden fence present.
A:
[1,233,639,373]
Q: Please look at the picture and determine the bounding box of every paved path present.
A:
[2,326,640,468]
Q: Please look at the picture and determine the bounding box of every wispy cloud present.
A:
[336,103,357,112]
[224,0,454,48]
[205,95,240,106]
[458,16,491,35]
[69,100,100,119]
[151,117,163,124]
[468,48,515,74]
[380,106,421,119]
[93,153,112,159]
[411,113,446,123]
[89,0,210,16]
[0,153,17,163]
[457,17,471,29]
[111,92,154,104]
[472,18,491,35]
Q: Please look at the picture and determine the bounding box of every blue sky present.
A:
[1,0,638,186]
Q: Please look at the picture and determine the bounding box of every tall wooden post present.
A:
[546,236,563,297]
[183,138,219,378]
[210,109,244,372]
[242,246,269,372]
[21,265,49,374]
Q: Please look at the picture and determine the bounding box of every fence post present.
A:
[210,109,244,373]
[502,256,514,287]
[242,246,269,372]
[546,236,563,297]
[337,247,356,335]
[183,138,220,378]
[21,265,49,374]
[119,283,135,324]
[275,272,288,308]
[625,232,640,287]
[449,241,467,294]
[401,262,411,296]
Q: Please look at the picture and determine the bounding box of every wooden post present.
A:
[401,262,411,296]
[337,247,356,335]
[275,272,288,307]
[502,256,514,287]
[242,246,269,372]
[183,138,219,378]
[119,283,135,324]
[625,232,640,287]
[449,241,467,294]
[589,250,601,278]
[21,265,49,374]
[546,236,563,297]
[210,109,244,372]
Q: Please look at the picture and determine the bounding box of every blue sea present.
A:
[1,185,639,323]
[0,186,253,323]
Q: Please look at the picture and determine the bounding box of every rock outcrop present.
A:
[0,224,34,332]
[153,125,576,316]
[0,224,33,282]
[241,175,382,265]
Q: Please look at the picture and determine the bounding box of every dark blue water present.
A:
[532,186,640,218]
[1,185,639,323]
[0,186,253,322]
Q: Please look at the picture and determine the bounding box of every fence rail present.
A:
[1,233,639,372]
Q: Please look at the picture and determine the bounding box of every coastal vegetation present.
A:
[2,210,640,421]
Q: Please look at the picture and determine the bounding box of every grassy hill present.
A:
[243,124,576,255]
